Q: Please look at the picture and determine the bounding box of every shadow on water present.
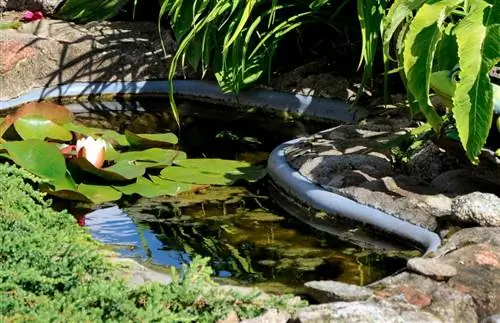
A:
[67,97,414,295]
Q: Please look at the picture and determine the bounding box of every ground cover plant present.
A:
[0,163,305,322]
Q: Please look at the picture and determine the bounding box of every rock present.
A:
[111,258,173,288]
[218,311,240,323]
[293,300,442,323]
[426,286,478,323]
[1,0,63,14]
[434,227,500,257]
[407,141,457,183]
[0,19,177,101]
[439,243,500,319]
[406,257,457,281]
[304,280,373,303]
[482,314,500,323]
[451,192,500,226]
[431,169,499,196]
[240,309,290,323]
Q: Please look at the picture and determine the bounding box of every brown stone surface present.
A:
[0,39,35,74]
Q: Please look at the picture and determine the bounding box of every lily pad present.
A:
[102,130,129,147]
[71,158,145,181]
[62,122,103,136]
[114,177,193,198]
[125,130,178,146]
[14,116,73,141]
[77,183,122,204]
[149,175,197,196]
[2,140,69,186]
[115,148,186,168]
[160,166,234,185]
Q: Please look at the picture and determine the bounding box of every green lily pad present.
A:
[71,158,145,181]
[115,148,186,168]
[125,130,178,146]
[160,166,234,185]
[77,183,122,204]
[62,122,103,136]
[149,176,197,196]
[14,116,73,141]
[104,141,120,161]
[174,158,267,182]
[2,140,69,185]
[114,177,185,198]
[102,130,129,147]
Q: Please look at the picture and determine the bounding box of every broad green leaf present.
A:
[14,116,73,141]
[62,122,103,136]
[77,183,122,204]
[115,148,186,168]
[125,130,178,146]
[0,102,73,138]
[71,158,145,181]
[104,141,120,161]
[114,177,193,198]
[2,140,68,184]
[149,175,198,195]
[160,166,233,185]
[434,24,459,71]
[454,0,499,162]
[403,0,462,131]
[102,130,129,147]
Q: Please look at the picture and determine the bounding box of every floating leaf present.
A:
[62,122,103,136]
[14,116,73,141]
[70,158,145,181]
[2,140,68,185]
[149,175,197,196]
[77,183,122,204]
[102,130,129,146]
[114,177,193,198]
[0,102,74,138]
[115,148,186,168]
[174,158,266,182]
[125,130,178,146]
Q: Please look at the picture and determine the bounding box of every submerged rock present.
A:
[451,192,500,227]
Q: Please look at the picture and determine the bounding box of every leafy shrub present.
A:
[382,0,499,162]
[0,163,305,322]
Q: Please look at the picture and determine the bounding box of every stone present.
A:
[406,257,457,281]
[304,280,373,303]
[240,309,290,323]
[0,19,177,101]
[434,227,500,257]
[1,0,63,14]
[426,286,478,323]
[293,300,441,323]
[451,192,500,227]
[431,169,499,196]
[111,258,173,288]
[407,141,457,183]
[218,311,240,323]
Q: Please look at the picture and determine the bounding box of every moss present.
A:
[0,163,305,322]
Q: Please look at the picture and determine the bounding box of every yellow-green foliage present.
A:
[0,163,304,322]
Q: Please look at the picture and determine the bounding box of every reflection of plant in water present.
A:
[0,102,266,205]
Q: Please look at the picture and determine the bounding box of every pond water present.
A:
[62,97,414,295]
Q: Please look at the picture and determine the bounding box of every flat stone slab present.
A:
[0,17,177,101]
[305,280,373,303]
[406,257,457,281]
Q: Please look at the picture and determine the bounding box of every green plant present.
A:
[0,163,305,321]
[0,102,266,204]
[158,0,340,125]
[381,0,499,163]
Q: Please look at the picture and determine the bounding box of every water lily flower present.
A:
[21,11,44,22]
[76,137,106,168]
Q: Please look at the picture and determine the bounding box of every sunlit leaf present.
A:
[62,122,103,136]
[115,148,186,168]
[149,175,197,196]
[102,130,129,147]
[174,158,266,182]
[114,177,193,198]
[2,140,68,185]
[77,183,122,204]
[125,130,178,146]
[160,166,233,185]
[454,0,499,162]
[70,158,145,181]
[55,0,129,23]
[14,116,73,141]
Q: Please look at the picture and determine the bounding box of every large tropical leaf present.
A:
[453,0,500,162]
[403,0,463,131]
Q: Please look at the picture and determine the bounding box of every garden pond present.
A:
[3,96,418,296]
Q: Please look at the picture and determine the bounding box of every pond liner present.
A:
[0,80,356,122]
[268,138,442,255]
[0,79,441,254]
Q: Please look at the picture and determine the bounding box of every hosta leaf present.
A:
[125,130,178,146]
[71,158,145,181]
[403,0,462,131]
[114,177,193,198]
[2,140,68,185]
[14,116,73,141]
[454,0,499,162]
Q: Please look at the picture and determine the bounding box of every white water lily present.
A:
[76,137,107,168]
